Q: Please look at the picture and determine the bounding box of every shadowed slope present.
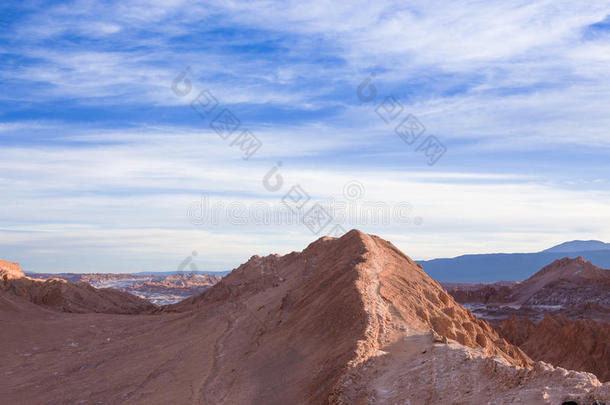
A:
[498,315,610,382]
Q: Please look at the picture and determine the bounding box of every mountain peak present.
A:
[544,240,610,253]
[5,235,609,404]
[512,256,610,306]
[526,256,608,282]
[175,229,530,373]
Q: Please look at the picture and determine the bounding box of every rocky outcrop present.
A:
[130,273,221,294]
[441,281,515,303]
[0,259,26,280]
[498,315,610,382]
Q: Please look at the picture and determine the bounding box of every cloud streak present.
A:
[1,1,610,272]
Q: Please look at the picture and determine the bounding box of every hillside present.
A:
[514,257,610,306]
[443,257,610,382]
[28,272,223,305]
[498,315,610,382]
[443,257,610,322]
[0,261,155,315]
[1,231,607,404]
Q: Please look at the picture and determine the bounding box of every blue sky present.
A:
[1,0,610,273]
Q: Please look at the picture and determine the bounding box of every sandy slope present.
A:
[1,230,608,404]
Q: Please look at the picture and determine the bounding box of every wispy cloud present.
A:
[1,1,610,271]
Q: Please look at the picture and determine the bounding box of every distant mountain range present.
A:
[418,240,610,283]
[543,240,610,253]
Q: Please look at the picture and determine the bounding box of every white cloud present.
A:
[2,120,610,270]
[2,1,610,271]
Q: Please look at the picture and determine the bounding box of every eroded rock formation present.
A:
[498,315,610,382]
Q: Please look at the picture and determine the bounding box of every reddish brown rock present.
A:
[1,231,608,404]
[1,262,155,315]
[0,259,26,280]
[441,281,515,303]
[514,256,610,306]
[498,315,610,382]
[29,272,223,305]
[443,257,610,323]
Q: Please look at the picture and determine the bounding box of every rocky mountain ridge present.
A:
[1,231,608,404]
[443,256,610,318]
[27,272,223,305]
[0,261,155,314]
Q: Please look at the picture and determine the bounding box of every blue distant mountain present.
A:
[543,240,610,253]
[417,241,610,283]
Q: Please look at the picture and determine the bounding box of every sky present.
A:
[1,0,610,273]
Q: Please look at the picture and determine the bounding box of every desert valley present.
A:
[26,272,224,306]
[4,1,610,403]
[1,230,608,404]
